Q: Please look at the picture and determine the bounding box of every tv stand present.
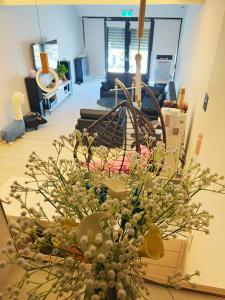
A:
[25,60,72,116]
[42,80,71,113]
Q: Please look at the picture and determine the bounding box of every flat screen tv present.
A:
[32,39,59,70]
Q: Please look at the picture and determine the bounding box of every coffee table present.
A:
[97,96,124,109]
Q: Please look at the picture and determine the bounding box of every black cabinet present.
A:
[25,60,72,116]
[74,56,88,84]
[25,77,45,116]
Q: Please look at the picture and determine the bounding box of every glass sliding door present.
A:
[107,21,126,73]
[106,19,152,79]
[129,21,151,74]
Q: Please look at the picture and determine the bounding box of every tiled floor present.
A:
[0,78,102,186]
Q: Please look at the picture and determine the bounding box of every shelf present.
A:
[43,80,70,99]
[25,61,72,117]
[45,90,72,112]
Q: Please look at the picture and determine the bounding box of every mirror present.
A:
[36,68,59,93]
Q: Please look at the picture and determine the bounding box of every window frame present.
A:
[105,17,153,78]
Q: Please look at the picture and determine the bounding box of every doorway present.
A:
[106,18,153,80]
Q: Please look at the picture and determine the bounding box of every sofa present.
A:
[100,73,176,120]
[75,109,108,132]
[75,108,124,148]
[100,72,148,99]
[141,81,177,120]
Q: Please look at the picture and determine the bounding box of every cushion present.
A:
[107,73,127,88]
[150,85,165,98]
[158,92,165,107]
[75,118,97,131]
[101,81,111,91]
[80,109,108,120]
[164,81,176,100]
[106,72,148,89]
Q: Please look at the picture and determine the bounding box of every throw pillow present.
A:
[158,92,166,107]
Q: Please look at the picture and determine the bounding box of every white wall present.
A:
[149,19,181,84]
[175,0,225,288]
[84,18,105,78]
[76,4,186,18]
[175,2,224,134]
[0,6,82,130]
[81,5,185,79]
[175,6,202,94]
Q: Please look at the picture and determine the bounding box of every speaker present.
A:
[74,56,88,84]
[25,77,45,116]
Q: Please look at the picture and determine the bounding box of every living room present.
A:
[0,0,225,299]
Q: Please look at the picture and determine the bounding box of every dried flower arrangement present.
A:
[0,131,225,300]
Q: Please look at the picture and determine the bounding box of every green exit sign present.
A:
[121,9,133,17]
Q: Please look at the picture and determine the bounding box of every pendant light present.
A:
[35,0,59,93]
[135,0,146,108]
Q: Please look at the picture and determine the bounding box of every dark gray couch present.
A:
[141,81,177,120]
[75,109,124,148]
[100,72,148,99]
[100,73,176,120]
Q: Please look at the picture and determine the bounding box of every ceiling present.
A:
[0,0,205,6]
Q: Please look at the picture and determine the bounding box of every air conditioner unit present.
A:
[154,55,173,84]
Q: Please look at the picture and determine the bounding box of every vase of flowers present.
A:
[0,131,224,300]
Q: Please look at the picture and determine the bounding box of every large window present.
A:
[107,26,125,73]
[106,19,152,76]
[129,27,150,74]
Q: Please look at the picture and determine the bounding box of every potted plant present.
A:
[56,63,68,82]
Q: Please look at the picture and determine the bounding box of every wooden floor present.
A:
[0,79,223,299]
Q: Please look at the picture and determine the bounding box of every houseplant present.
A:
[56,63,68,81]
[0,131,224,300]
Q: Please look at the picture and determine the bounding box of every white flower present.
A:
[117,289,126,299]
[84,251,91,258]
[89,245,97,257]
[107,270,115,280]
[105,240,113,249]
[18,259,29,270]
[95,233,103,245]
[96,253,106,263]
[85,278,94,289]
[133,213,141,221]
[80,235,89,246]
[65,257,74,265]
